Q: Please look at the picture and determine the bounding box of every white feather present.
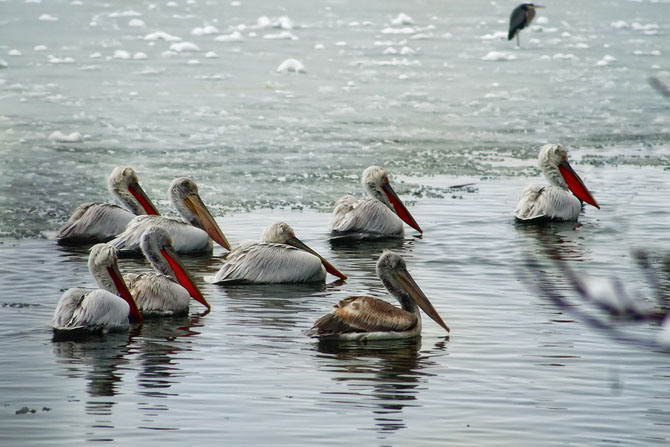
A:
[110,215,212,254]
[57,203,134,243]
[514,184,582,221]
[52,288,131,332]
[329,197,404,239]
[124,272,190,316]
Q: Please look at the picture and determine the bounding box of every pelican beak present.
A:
[558,160,600,209]
[183,193,232,250]
[394,268,449,332]
[161,245,211,310]
[286,236,347,280]
[127,181,160,215]
[381,182,423,234]
[107,263,143,323]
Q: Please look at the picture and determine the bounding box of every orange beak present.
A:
[161,246,211,310]
[558,160,600,209]
[107,263,143,323]
[381,182,423,233]
[183,193,232,251]
[286,236,347,280]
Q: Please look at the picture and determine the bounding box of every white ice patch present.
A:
[48,55,75,64]
[169,42,200,52]
[192,25,219,36]
[381,27,416,35]
[255,16,293,30]
[144,31,182,42]
[553,53,577,60]
[205,51,218,58]
[113,50,131,59]
[38,14,58,21]
[611,20,629,29]
[0,60,7,69]
[215,31,244,42]
[133,52,148,60]
[481,51,516,61]
[391,13,414,26]
[276,58,305,73]
[480,31,507,40]
[595,55,616,66]
[536,16,549,25]
[108,10,142,18]
[9,49,22,57]
[34,45,48,51]
[263,31,298,40]
[128,19,146,28]
[49,131,83,143]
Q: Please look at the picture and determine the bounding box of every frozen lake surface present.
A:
[1,0,669,445]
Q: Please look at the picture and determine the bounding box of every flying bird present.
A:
[56,166,159,245]
[515,144,599,223]
[306,251,449,341]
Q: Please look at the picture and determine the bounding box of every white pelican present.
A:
[111,177,231,255]
[306,251,449,340]
[124,226,210,316]
[56,166,160,245]
[329,166,422,240]
[52,243,143,336]
[508,3,544,47]
[204,221,347,284]
[515,144,600,223]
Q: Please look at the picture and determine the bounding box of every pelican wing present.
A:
[308,296,418,336]
[508,5,528,40]
[204,242,325,284]
[329,197,403,239]
[57,202,134,245]
[514,184,582,222]
[110,215,210,255]
[52,288,130,331]
[124,272,190,316]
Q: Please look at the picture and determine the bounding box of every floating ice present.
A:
[205,51,218,58]
[48,55,75,64]
[113,50,131,59]
[34,45,48,51]
[133,52,148,60]
[215,31,244,42]
[481,31,507,40]
[192,25,219,36]
[611,20,629,29]
[391,13,414,26]
[400,46,415,55]
[263,31,298,40]
[596,55,616,66]
[187,59,200,65]
[38,14,58,21]
[0,60,7,69]
[553,53,577,60]
[128,19,146,27]
[381,27,415,35]
[314,43,324,49]
[536,16,549,25]
[108,10,142,18]
[49,131,82,143]
[276,58,305,73]
[633,49,661,56]
[383,47,397,55]
[89,52,102,58]
[169,42,200,52]
[255,16,293,30]
[482,51,516,61]
[144,31,182,42]
[9,49,21,56]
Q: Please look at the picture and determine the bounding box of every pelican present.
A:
[52,243,143,336]
[124,226,210,316]
[306,251,449,340]
[329,166,422,240]
[110,177,231,255]
[515,144,600,223]
[56,166,160,245]
[204,221,347,284]
[508,3,544,47]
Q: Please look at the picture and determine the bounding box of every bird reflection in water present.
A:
[315,337,448,435]
[515,220,588,263]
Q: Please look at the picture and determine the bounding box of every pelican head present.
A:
[168,177,231,250]
[361,166,422,233]
[538,144,599,209]
[261,222,347,280]
[140,226,210,309]
[376,251,449,332]
[107,166,160,216]
[88,243,143,322]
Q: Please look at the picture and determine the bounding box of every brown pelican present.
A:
[329,166,422,240]
[515,144,600,223]
[52,243,143,335]
[306,251,449,340]
[111,177,231,255]
[508,3,544,47]
[56,166,160,245]
[204,221,347,284]
[124,226,210,316]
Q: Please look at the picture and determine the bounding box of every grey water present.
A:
[1,0,669,445]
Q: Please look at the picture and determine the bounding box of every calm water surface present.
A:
[1,0,669,445]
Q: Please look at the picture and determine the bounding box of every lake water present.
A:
[1,0,669,445]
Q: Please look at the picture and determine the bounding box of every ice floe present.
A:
[276,58,305,73]
[113,50,131,59]
[49,131,82,143]
[38,14,58,21]
[192,25,219,36]
[391,13,414,26]
[595,55,616,66]
[263,31,298,40]
[482,51,516,61]
[9,50,22,56]
[169,42,200,52]
[144,31,182,42]
[215,31,244,42]
[128,19,146,27]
